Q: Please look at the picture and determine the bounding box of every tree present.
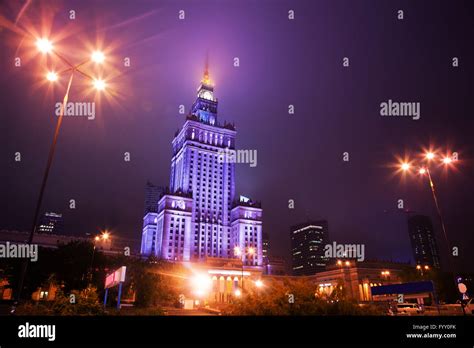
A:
[224,278,384,316]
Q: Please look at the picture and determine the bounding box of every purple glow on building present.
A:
[141,68,263,266]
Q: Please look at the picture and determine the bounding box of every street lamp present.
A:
[46,71,58,82]
[93,78,106,91]
[191,274,212,297]
[381,270,390,281]
[425,152,435,161]
[234,246,256,293]
[36,38,53,54]
[395,150,455,260]
[416,264,430,277]
[91,50,105,64]
[394,149,458,292]
[88,231,110,282]
[15,35,113,302]
[102,231,110,241]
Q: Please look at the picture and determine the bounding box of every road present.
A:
[163,307,219,316]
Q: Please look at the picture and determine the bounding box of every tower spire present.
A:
[192,53,217,124]
[203,52,211,85]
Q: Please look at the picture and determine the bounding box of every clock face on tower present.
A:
[202,90,213,100]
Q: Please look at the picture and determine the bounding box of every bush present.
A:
[16,286,104,316]
[223,278,386,316]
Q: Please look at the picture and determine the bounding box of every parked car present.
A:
[396,302,423,314]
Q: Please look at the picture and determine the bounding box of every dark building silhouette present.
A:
[291,220,328,276]
[144,181,164,214]
[407,215,441,268]
[262,232,270,265]
[267,255,287,275]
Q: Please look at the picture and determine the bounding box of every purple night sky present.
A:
[1,0,473,271]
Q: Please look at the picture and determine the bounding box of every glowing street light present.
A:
[102,231,110,241]
[425,152,435,160]
[234,245,257,292]
[91,50,105,64]
[191,274,212,297]
[93,79,106,91]
[36,38,53,54]
[46,71,58,82]
[255,279,263,288]
[393,147,458,295]
[442,156,452,165]
[94,236,100,242]
[16,28,116,304]
[416,264,430,276]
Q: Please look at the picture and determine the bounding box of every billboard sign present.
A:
[105,266,126,289]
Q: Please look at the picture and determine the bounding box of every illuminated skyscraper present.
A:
[291,220,328,276]
[37,212,64,235]
[262,232,270,265]
[141,65,263,266]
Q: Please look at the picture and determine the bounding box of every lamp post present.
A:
[234,246,255,293]
[416,264,430,277]
[88,231,110,282]
[381,270,390,281]
[15,36,110,302]
[398,150,456,273]
[396,149,463,309]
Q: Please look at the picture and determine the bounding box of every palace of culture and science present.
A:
[140,65,263,267]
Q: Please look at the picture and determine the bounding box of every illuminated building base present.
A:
[188,257,263,303]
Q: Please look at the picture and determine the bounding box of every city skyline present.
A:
[1,0,473,272]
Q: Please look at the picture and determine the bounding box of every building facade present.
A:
[266,256,287,275]
[291,220,328,276]
[37,212,64,235]
[312,260,406,302]
[140,182,165,255]
[407,215,441,269]
[140,67,263,266]
[265,260,410,302]
[262,232,270,265]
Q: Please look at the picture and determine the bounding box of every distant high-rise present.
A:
[141,182,164,256]
[144,181,164,214]
[291,220,328,276]
[262,232,270,265]
[407,215,440,268]
[37,212,64,235]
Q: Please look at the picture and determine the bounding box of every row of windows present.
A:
[170,217,185,221]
